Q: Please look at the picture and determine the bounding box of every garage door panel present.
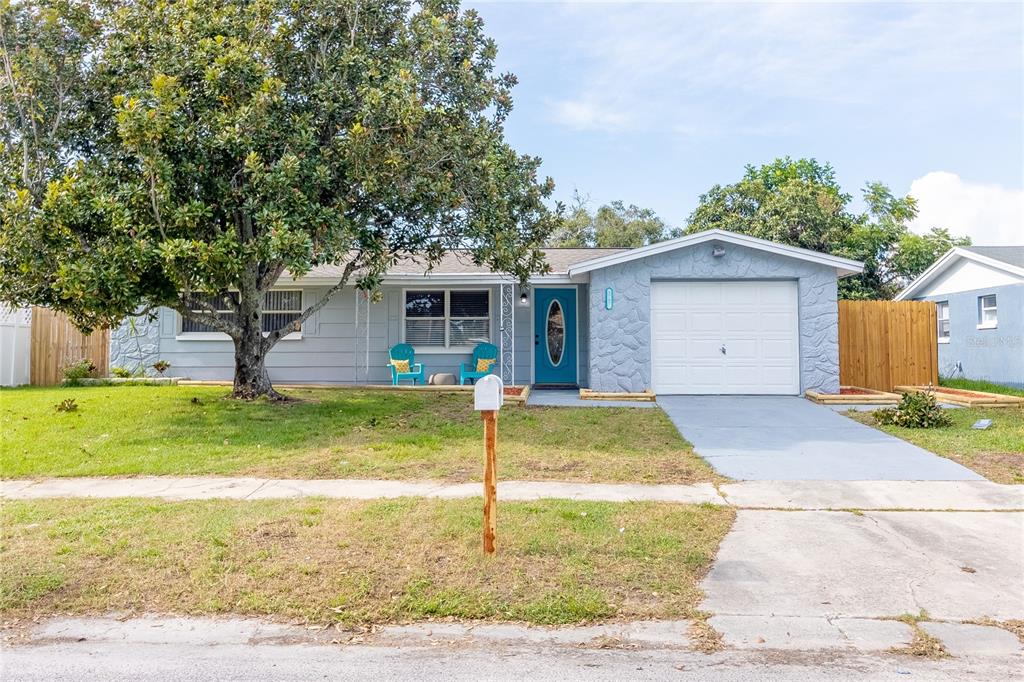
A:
[759,312,797,331]
[651,281,799,395]
[762,338,797,359]
[725,338,758,359]
[689,338,724,360]
[723,312,758,332]
[758,282,797,305]
[685,282,723,305]
[652,311,689,331]
[690,312,723,332]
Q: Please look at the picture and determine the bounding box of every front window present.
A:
[404,289,490,348]
[181,290,302,334]
[936,301,949,341]
[978,294,997,329]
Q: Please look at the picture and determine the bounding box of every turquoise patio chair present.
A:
[388,344,427,385]
[459,342,499,385]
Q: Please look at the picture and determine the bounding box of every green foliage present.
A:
[874,391,952,429]
[687,158,970,299]
[60,359,95,385]
[548,192,680,248]
[54,398,78,412]
[110,366,134,379]
[1,0,559,395]
[151,360,171,376]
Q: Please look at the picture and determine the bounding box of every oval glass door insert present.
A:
[546,300,565,367]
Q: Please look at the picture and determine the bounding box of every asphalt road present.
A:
[4,639,1023,682]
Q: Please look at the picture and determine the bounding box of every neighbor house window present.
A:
[977,294,997,329]
[180,290,302,335]
[404,289,490,348]
[936,301,950,342]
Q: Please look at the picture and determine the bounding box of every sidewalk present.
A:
[3,476,1022,510]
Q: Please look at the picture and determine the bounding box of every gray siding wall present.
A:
[112,282,512,382]
[917,284,1024,388]
[587,241,840,394]
[111,284,543,384]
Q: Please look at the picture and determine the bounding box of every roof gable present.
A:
[566,229,864,277]
[895,247,1024,300]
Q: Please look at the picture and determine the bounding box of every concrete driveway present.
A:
[657,396,982,481]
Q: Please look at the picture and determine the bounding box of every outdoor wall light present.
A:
[712,245,726,258]
[519,289,530,306]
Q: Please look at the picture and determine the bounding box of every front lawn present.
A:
[0,386,719,484]
[940,378,1024,398]
[847,407,1024,484]
[0,497,733,625]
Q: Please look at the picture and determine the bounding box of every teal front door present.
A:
[534,288,577,385]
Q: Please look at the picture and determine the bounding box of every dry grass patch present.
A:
[0,497,733,626]
[1,386,720,484]
[886,611,951,659]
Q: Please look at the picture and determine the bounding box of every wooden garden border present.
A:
[893,385,1024,408]
[805,386,901,405]
[578,388,657,402]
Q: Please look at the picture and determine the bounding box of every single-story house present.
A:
[110,229,864,395]
[896,246,1024,388]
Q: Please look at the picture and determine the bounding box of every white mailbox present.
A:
[473,374,504,411]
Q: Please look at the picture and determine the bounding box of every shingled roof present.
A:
[963,246,1024,269]
[298,248,629,279]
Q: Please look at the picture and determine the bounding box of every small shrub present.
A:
[61,359,96,385]
[55,398,78,412]
[152,360,171,376]
[111,366,134,378]
[875,391,952,429]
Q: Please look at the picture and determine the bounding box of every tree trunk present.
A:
[230,274,284,400]
[231,331,282,400]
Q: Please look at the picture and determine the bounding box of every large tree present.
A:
[687,158,969,299]
[547,192,680,248]
[0,0,559,398]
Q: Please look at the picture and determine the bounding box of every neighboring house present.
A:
[896,246,1024,388]
[110,229,863,395]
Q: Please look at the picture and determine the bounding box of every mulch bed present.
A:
[503,386,525,397]
[839,387,877,396]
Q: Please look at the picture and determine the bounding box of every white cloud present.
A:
[541,3,1021,136]
[909,172,1024,245]
[551,99,630,132]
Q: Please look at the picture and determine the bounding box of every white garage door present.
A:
[651,281,800,395]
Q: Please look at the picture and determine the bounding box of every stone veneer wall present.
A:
[109,314,162,375]
[587,240,840,394]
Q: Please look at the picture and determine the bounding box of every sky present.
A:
[467,1,1024,245]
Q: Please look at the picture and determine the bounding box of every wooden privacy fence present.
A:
[30,307,110,386]
[838,300,938,392]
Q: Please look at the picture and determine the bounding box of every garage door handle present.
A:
[720,345,727,355]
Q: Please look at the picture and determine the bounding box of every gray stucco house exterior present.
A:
[897,246,1024,388]
[111,229,864,395]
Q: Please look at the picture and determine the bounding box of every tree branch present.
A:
[262,259,358,352]
[173,296,241,336]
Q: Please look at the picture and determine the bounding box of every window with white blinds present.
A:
[180,290,303,334]
[404,289,490,348]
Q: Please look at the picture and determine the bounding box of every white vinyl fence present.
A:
[0,305,31,387]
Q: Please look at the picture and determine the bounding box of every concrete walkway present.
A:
[4,476,1022,510]
[657,396,984,481]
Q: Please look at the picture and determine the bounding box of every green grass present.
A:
[848,407,1024,483]
[0,386,719,484]
[0,497,734,625]
[940,378,1024,398]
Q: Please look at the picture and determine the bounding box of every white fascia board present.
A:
[895,248,1024,300]
[286,273,583,287]
[566,229,865,277]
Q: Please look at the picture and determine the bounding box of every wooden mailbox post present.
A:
[473,374,504,554]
